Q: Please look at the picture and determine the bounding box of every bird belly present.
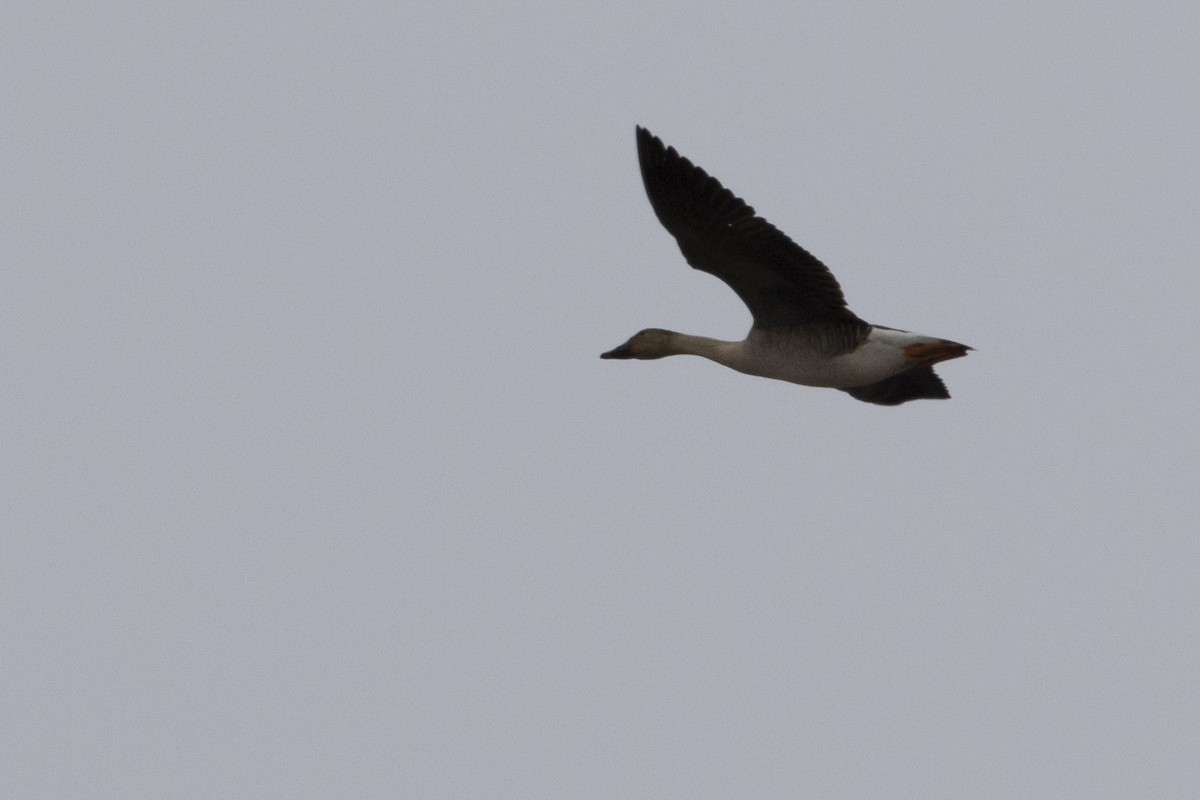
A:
[728,328,917,389]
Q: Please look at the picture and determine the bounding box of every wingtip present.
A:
[635,125,657,151]
[638,125,669,145]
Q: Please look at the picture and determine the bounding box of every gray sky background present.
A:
[5,2,1199,798]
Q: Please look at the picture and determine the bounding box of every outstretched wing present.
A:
[842,367,950,405]
[636,126,867,337]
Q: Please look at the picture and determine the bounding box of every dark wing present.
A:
[636,127,867,333]
[842,367,950,405]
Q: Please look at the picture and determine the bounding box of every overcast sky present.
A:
[5,2,1200,798]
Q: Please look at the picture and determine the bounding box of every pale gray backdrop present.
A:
[5,2,1199,798]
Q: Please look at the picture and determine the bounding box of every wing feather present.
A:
[636,126,867,337]
[842,367,950,405]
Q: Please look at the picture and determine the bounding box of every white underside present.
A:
[704,326,937,389]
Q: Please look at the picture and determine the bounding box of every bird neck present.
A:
[667,332,745,368]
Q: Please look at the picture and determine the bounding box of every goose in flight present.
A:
[602,127,971,406]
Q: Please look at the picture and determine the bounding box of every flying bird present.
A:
[602,127,972,405]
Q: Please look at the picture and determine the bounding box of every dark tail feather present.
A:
[842,367,950,406]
